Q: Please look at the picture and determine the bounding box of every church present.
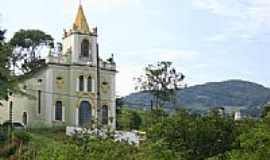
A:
[0,4,117,129]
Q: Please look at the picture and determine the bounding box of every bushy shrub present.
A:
[6,145,17,157]
[117,108,143,130]
[0,142,18,158]
[146,110,238,160]
[0,130,7,144]
[14,130,31,143]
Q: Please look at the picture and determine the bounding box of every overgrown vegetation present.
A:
[2,107,270,160]
[119,108,270,160]
[0,127,32,159]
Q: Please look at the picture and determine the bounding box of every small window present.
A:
[88,76,92,92]
[9,101,13,116]
[55,101,63,121]
[81,39,89,57]
[79,76,84,91]
[38,90,41,114]
[23,112,27,125]
[101,105,109,125]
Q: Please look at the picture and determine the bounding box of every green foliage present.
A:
[3,145,17,158]
[0,30,5,41]
[146,110,238,160]
[0,130,31,158]
[11,108,270,160]
[0,130,7,145]
[9,29,53,74]
[141,108,168,130]
[0,29,18,100]
[261,104,270,118]
[137,141,185,160]
[117,107,143,130]
[13,130,31,143]
[21,134,82,160]
[209,116,270,160]
[135,61,185,108]
[21,132,138,160]
[9,29,53,48]
[0,29,54,102]
[86,138,138,160]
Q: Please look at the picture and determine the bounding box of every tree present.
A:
[135,61,185,108]
[0,29,54,102]
[117,108,143,130]
[146,110,238,160]
[0,29,18,101]
[0,30,6,41]
[9,29,54,74]
[261,103,270,118]
[209,117,270,160]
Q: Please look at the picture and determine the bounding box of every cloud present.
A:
[116,48,200,96]
[192,0,270,41]
[206,34,228,42]
[192,0,248,17]
[87,0,142,10]
[121,48,200,62]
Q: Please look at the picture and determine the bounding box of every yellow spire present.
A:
[73,5,90,33]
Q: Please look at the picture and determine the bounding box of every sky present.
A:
[0,0,269,96]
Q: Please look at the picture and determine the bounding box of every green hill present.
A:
[122,80,270,117]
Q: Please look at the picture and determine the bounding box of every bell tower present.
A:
[62,4,98,65]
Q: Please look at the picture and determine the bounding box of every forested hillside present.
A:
[122,80,270,116]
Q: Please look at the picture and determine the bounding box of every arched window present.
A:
[55,101,63,121]
[79,75,84,91]
[81,39,89,57]
[23,112,27,125]
[88,76,92,92]
[101,105,109,125]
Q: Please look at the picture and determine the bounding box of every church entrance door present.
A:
[79,101,91,127]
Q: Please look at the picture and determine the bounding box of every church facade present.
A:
[0,5,117,129]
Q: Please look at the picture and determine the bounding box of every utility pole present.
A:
[8,64,15,144]
[8,96,13,144]
[96,43,101,135]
